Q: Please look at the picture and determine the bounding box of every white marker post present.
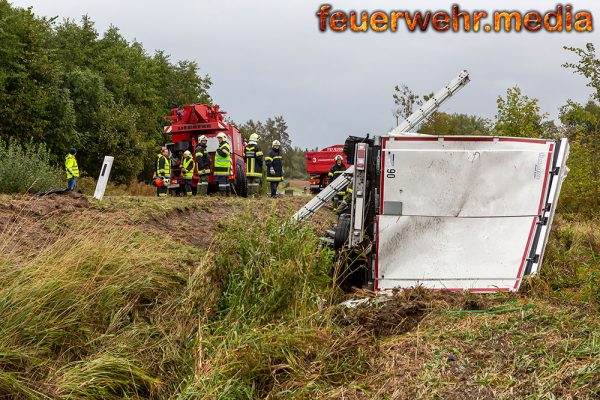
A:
[93,156,114,201]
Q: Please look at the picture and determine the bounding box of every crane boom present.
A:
[292,70,471,223]
[390,70,470,136]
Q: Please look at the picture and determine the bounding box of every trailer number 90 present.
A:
[386,168,396,179]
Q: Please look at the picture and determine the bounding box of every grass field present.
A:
[0,194,598,399]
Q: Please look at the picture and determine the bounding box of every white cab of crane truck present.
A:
[293,70,570,293]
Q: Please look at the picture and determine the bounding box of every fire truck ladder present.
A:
[292,70,471,223]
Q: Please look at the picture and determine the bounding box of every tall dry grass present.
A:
[0,196,598,399]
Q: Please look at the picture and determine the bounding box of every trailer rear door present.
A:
[375,136,568,292]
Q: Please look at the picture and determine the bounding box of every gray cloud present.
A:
[11,0,600,148]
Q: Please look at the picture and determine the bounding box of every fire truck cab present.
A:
[305,145,348,194]
[164,104,247,196]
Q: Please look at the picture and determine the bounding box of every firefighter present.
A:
[65,148,79,191]
[181,150,195,196]
[195,136,211,195]
[244,133,264,195]
[214,132,231,195]
[265,140,283,198]
[328,155,347,207]
[153,147,171,197]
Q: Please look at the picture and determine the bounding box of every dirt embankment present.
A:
[0,193,323,260]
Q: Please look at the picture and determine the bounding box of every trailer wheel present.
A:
[235,162,248,198]
[334,213,351,250]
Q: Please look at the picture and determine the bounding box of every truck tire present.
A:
[334,213,351,250]
[235,161,248,198]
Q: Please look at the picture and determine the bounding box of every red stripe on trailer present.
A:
[375,214,380,291]
[513,143,554,289]
[430,287,511,293]
[380,137,388,214]
[514,217,538,290]
[389,137,437,141]
[379,286,512,293]
[537,143,554,214]
[499,137,548,144]
[444,137,494,141]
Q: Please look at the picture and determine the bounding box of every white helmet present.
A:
[183,150,192,157]
[198,135,208,142]
[272,140,281,147]
[216,132,228,140]
[249,133,259,141]
[334,155,343,162]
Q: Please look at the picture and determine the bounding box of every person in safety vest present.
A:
[153,147,171,197]
[214,132,231,195]
[328,155,347,207]
[265,140,283,198]
[181,150,195,196]
[195,136,211,195]
[244,133,264,195]
[65,148,79,191]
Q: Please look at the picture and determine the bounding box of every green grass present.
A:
[0,196,598,399]
[0,139,63,194]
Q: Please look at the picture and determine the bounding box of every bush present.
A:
[0,139,63,194]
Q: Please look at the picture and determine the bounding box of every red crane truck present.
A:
[305,145,349,194]
[163,104,247,196]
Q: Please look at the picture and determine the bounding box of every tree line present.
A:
[0,1,311,184]
[1,1,597,213]
[0,1,210,183]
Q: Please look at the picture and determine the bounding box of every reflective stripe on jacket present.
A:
[328,163,346,180]
[265,148,283,182]
[244,142,263,177]
[195,145,211,175]
[156,154,171,177]
[214,141,231,176]
[329,163,347,194]
[65,154,79,178]
[181,157,195,179]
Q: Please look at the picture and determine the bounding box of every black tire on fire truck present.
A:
[234,161,248,198]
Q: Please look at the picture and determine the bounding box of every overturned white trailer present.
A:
[294,71,569,292]
[374,136,568,292]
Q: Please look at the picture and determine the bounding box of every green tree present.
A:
[0,1,212,184]
[558,100,600,213]
[419,113,491,135]
[563,43,600,101]
[494,86,549,138]
[392,83,421,126]
[557,43,600,214]
[239,116,307,180]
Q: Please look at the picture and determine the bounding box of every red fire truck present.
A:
[163,104,247,196]
[305,145,348,194]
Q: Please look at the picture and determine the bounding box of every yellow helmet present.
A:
[249,133,259,141]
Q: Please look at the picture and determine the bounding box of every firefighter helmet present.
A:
[198,135,208,142]
[183,150,191,157]
[334,155,343,162]
[272,140,281,147]
[216,132,227,140]
[249,133,259,141]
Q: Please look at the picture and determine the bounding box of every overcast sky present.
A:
[10,0,600,148]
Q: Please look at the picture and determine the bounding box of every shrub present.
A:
[0,139,63,194]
